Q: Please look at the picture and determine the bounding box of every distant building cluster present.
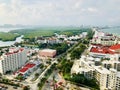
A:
[92,29,120,46]
[36,32,87,44]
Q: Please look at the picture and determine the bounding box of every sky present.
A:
[0,0,120,26]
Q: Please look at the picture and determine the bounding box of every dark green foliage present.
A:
[57,59,73,77]
[23,86,30,90]
[35,73,39,77]
[70,43,86,59]
[38,43,69,55]
[70,74,100,90]
[16,74,24,81]
[38,64,56,90]
[39,63,44,69]
[10,27,91,39]
[87,30,95,40]
[0,78,19,87]
[82,39,89,44]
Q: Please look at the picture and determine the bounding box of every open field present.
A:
[0,32,20,41]
[10,27,91,39]
[0,27,91,41]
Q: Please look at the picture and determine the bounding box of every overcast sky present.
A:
[0,0,120,26]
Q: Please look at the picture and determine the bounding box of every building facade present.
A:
[39,49,56,59]
[0,48,27,74]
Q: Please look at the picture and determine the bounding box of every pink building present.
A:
[39,49,56,59]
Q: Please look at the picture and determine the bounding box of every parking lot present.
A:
[0,84,22,90]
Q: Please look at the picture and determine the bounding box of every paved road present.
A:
[42,70,65,90]
[0,83,22,90]
[20,43,77,90]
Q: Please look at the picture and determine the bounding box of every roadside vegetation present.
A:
[70,43,86,59]
[0,78,19,87]
[37,63,56,90]
[57,58,99,89]
[38,43,70,55]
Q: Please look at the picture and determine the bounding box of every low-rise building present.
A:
[15,63,37,77]
[89,44,120,59]
[39,49,56,59]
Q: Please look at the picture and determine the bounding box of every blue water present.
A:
[0,35,23,47]
[0,27,22,32]
[101,27,120,36]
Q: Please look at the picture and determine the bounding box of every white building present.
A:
[37,37,63,44]
[71,56,95,79]
[94,66,116,90]
[102,60,120,71]
[116,72,120,90]
[92,30,117,46]
[0,47,27,74]
[71,55,120,90]
[89,44,120,59]
[94,66,120,90]
[94,66,110,90]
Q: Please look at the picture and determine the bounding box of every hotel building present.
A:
[0,47,27,74]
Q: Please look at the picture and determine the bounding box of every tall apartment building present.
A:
[94,66,110,90]
[0,47,27,74]
[94,66,118,90]
[71,56,95,79]
[71,55,120,90]
[116,72,120,90]
[102,60,120,71]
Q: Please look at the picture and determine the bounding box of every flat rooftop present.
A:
[94,66,110,74]
[18,63,36,73]
[40,49,56,52]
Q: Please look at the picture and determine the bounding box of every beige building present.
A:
[94,66,110,90]
[116,72,120,90]
[102,60,120,71]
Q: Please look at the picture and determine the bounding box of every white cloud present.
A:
[0,3,7,15]
[87,8,98,12]
[0,0,120,25]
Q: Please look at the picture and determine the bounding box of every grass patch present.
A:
[10,27,91,39]
[0,32,20,41]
